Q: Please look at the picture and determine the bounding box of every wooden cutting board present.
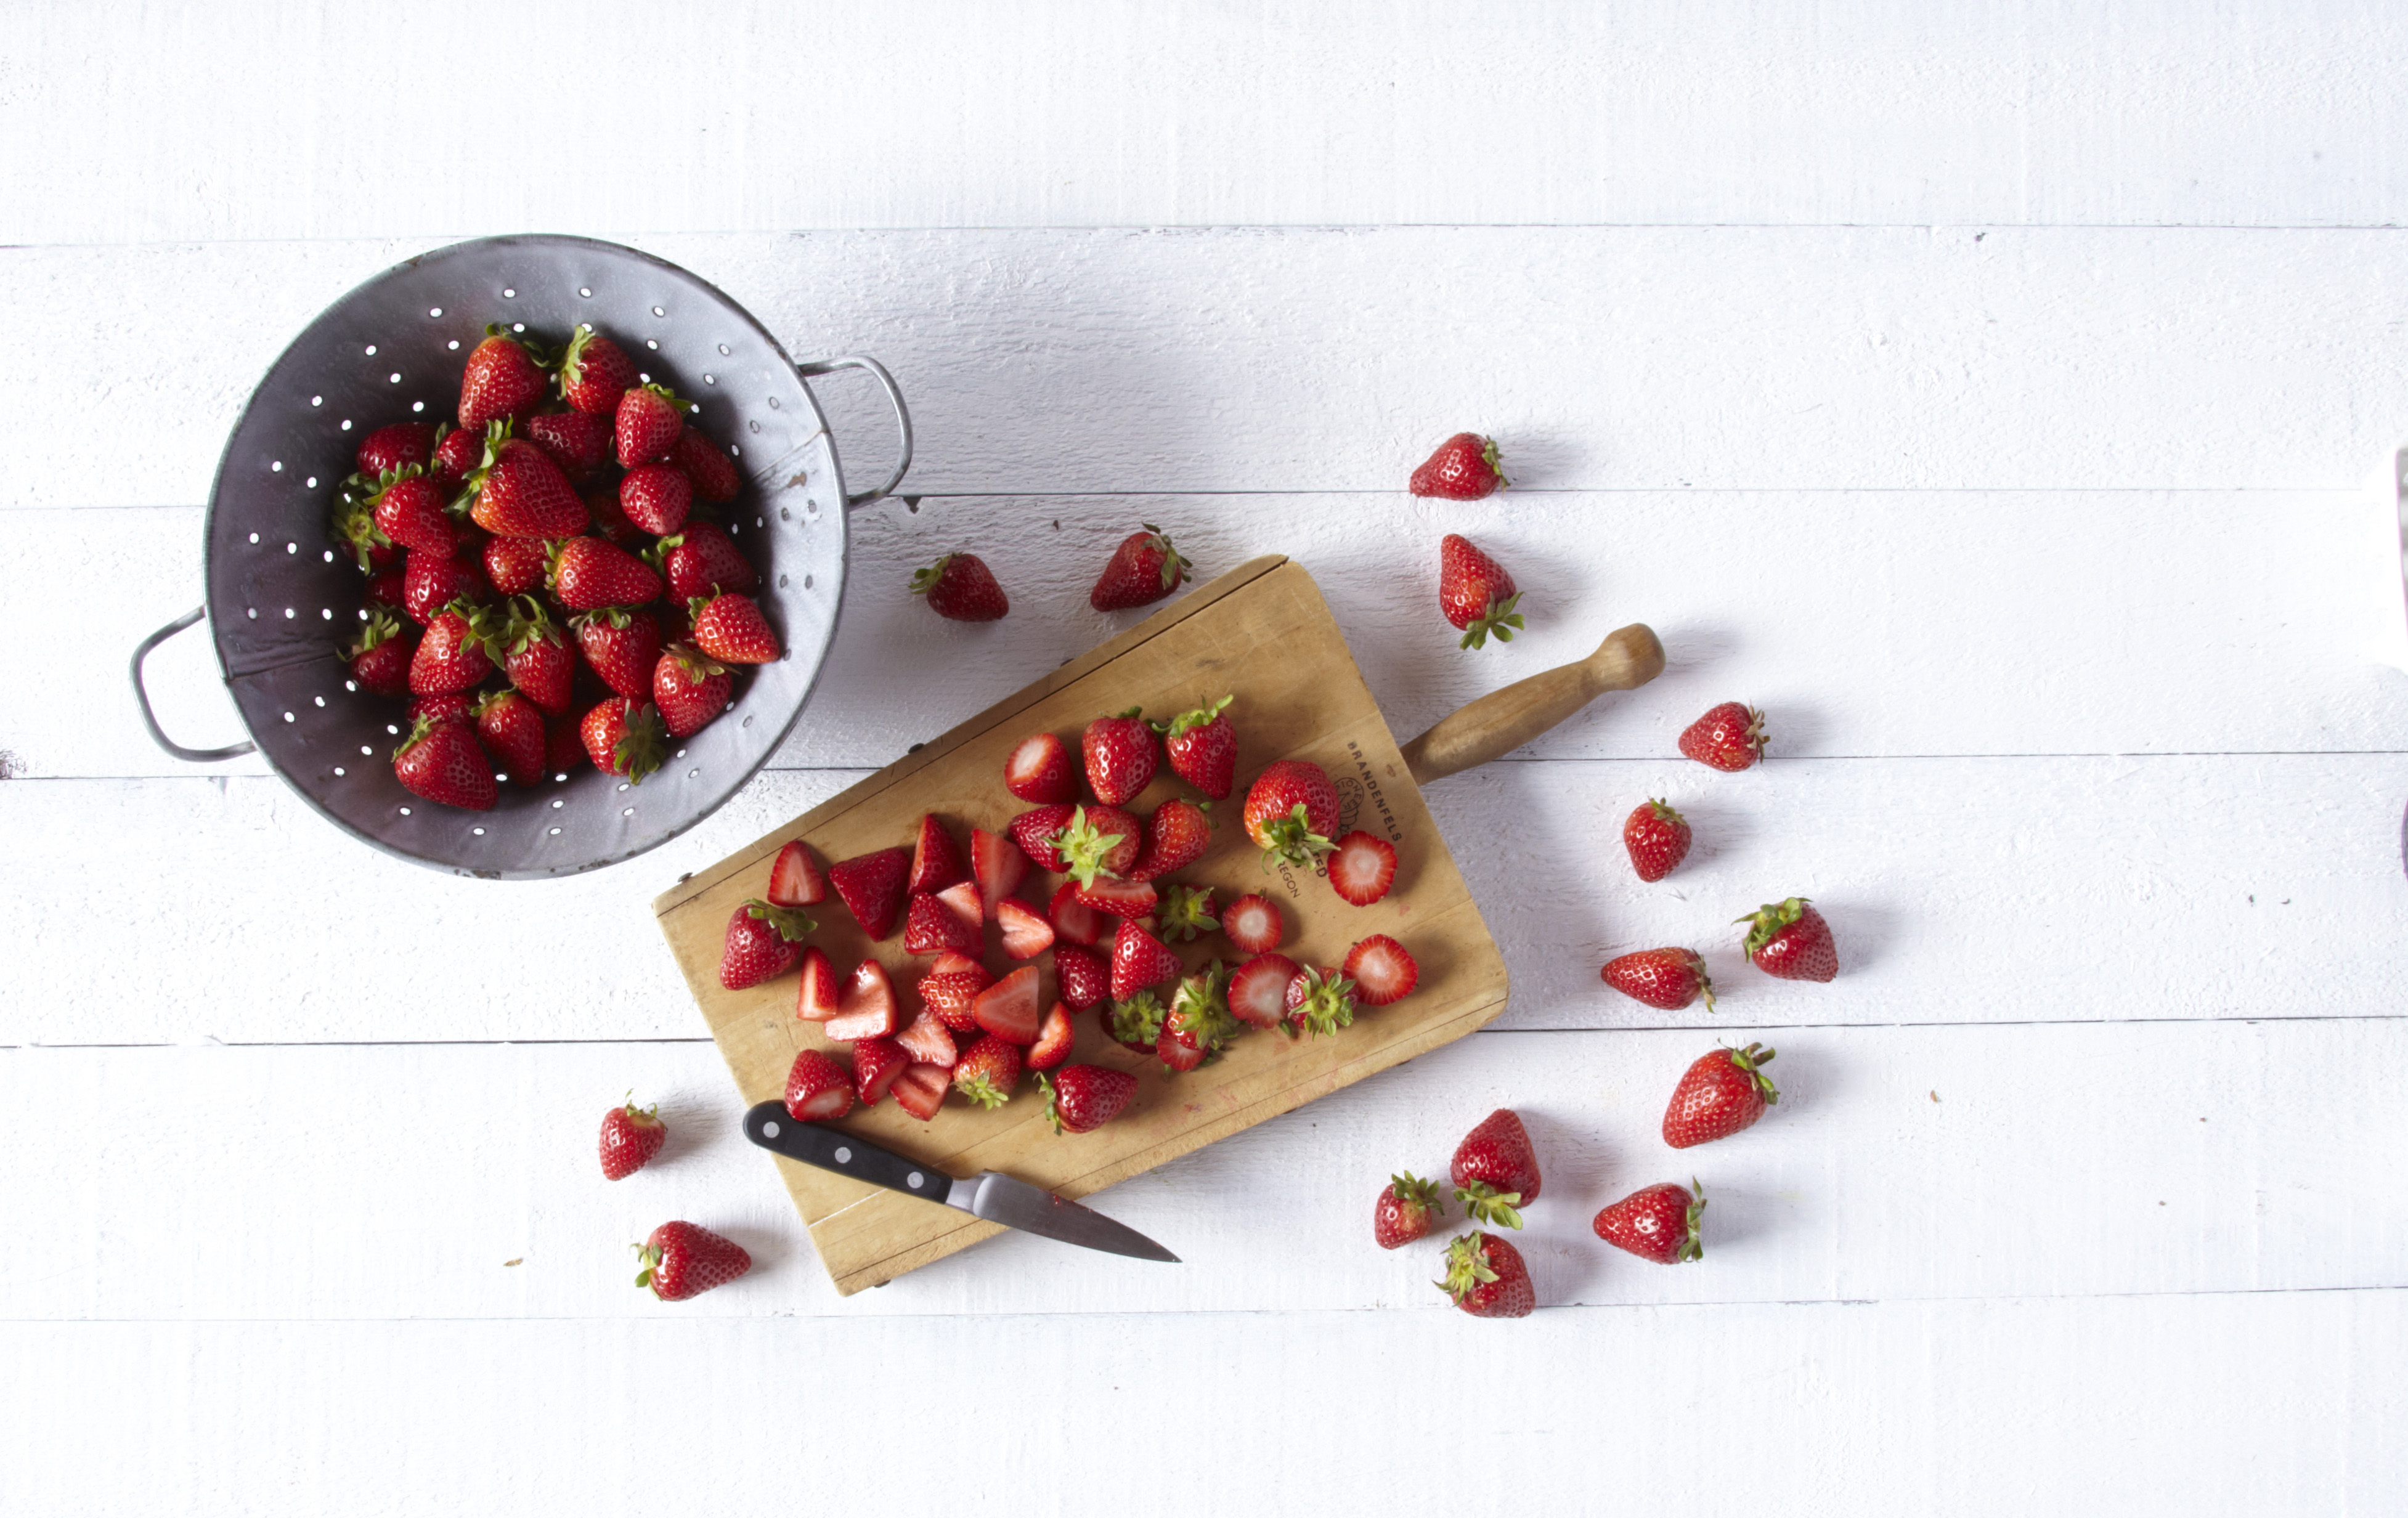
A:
[653,554,1511,1294]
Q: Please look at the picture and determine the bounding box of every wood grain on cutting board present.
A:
[653,556,1510,1293]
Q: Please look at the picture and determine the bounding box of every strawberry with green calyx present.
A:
[1130,798,1213,882]
[1623,798,1692,880]
[1602,948,1714,1011]
[409,601,502,697]
[718,898,816,990]
[1594,1180,1706,1264]
[357,421,436,478]
[1082,709,1157,805]
[953,1034,1024,1110]
[500,596,576,715]
[468,438,588,540]
[331,491,399,574]
[551,535,663,611]
[1374,1172,1445,1249]
[392,714,497,811]
[1437,534,1524,651]
[1680,702,1766,771]
[367,465,457,555]
[619,462,693,536]
[344,609,416,697]
[557,323,637,416]
[581,697,667,783]
[430,421,482,486]
[1409,432,1508,500]
[1152,695,1235,799]
[1102,991,1166,1055]
[1281,964,1357,1040]
[1052,804,1140,888]
[633,1221,749,1302]
[615,382,691,468]
[474,689,548,787]
[1039,1065,1137,1135]
[1242,759,1340,870]
[690,591,780,665]
[1089,522,1192,612]
[1739,897,1837,981]
[575,606,664,701]
[1437,1230,1534,1318]
[1664,1044,1779,1148]
[459,326,553,429]
[1153,883,1219,944]
[1158,962,1236,1073]
[598,1093,666,1180]
[653,642,731,740]
[656,524,759,601]
[910,552,1009,622]
[1450,1108,1540,1229]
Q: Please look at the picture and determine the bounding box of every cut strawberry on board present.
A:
[851,1037,911,1107]
[903,892,982,956]
[1328,831,1398,906]
[1049,882,1106,947]
[895,1010,959,1069]
[1110,919,1182,1000]
[1083,709,1157,805]
[972,965,1043,1044]
[1343,935,1418,1006]
[935,880,984,933]
[1221,894,1284,955]
[1052,944,1110,1010]
[917,966,991,1034]
[908,813,967,895]
[824,959,900,1042]
[767,840,828,908]
[1227,952,1301,1029]
[1076,876,1158,920]
[892,1063,951,1121]
[1004,732,1077,804]
[970,827,1027,915]
[783,1049,855,1121]
[1026,1002,1075,1070]
[1008,805,1078,873]
[996,898,1056,959]
[828,846,911,940]
[794,946,841,1021]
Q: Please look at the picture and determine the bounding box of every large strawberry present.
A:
[1004,733,1076,804]
[392,715,497,810]
[1680,702,1766,771]
[669,426,741,501]
[1108,919,1182,1001]
[402,548,489,625]
[470,438,588,539]
[1039,1065,1137,1135]
[1242,758,1338,869]
[558,324,637,415]
[909,552,1009,622]
[1409,432,1507,500]
[1374,1172,1445,1249]
[1437,534,1524,650]
[580,697,667,782]
[691,591,780,664]
[719,899,816,989]
[657,524,759,601]
[653,643,731,739]
[1082,710,1156,805]
[598,1095,665,1181]
[1438,1231,1535,1318]
[1739,898,1837,981]
[500,596,576,715]
[1601,948,1714,1011]
[1153,694,1235,799]
[458,329,550,429]
[551,537,663,611]
[482,535,551,598]
[907,813,968,895]
[408,603,498,697]
[1089,522,1191,612]
[1593,1181,1705,1264]
[524,410,612,480]
[619,463,692,536]
[474,689,547,787]
[357,421,436,478]
[344,610,415,697]
[1663,1044,1778,1148]
[1450,1108,1539,1228]
[828,846,912,940]
[1053,804,1141,888]
[633,1221,750,1302]
[368,469,456,555]
[615,383,688,468]
[576,607,664,701]
[1623,799,1691,880]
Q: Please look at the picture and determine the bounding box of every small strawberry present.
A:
[657,524,759,601]
[615,383,688,468]
[459,329,550,428]
[996,898,1056,959]
[828,846,912,940]
[1226,951,1299,1029]
[907,813,968,895]
[1409,432,1508,500]
[1220,894,1284,955]
[557,324,637,415]
[1342,934,1418,1005]
[331,493,397,574]
[1075,876,1157,920]
[1158,963,1235,1073]
[767,840,828,907]
[690,591,780,664]
[1053,803,1142,888]
[392,715,496,811]
[500,596,576,715]
[524,410,612,479]
[1109,919,1182,1001]
[598,1094,666,1180]
[1601,948,1715,1011]
[1594,1180,1705,1264]
[904,893,982,956]
[1082,709,1157,806]
[368,469,456,555]
[1053,943,1110,1010]
[851,1037,911,1106]
[1101,991,1165,1055]
[970,826,1027,915]
[1451,1108,1540,1228]
[953,1034,1024,1110]
[1328,830,1397,906]
[1436,1231,1534,1318]
[364,567,406,610]
[1089,522,1192,612]
[468,439,588,539]
[1664,1043,1778,1148]
[783,1048,855,1119]
[482,534,551,598]
[794,946,842,1021]
[633,1220,749,1301]
[1437,534,1524,650]
[474,689,547,788]
[894,1010,958,1068]
[1623,799,1691,880]
[653,642,731,739]
[972,965,1043,1044]
[402,548,489,625]
[825,958,901,1042]
[1679,702,1766,772]
[344,609,416,697]
[909,552,1009,622]
[1008,805,1079,873]
[719,899,815,990]
[1152,883,1218,944]
[1048,881,1106,946]
[1151,695,1235,799]
[408,603,498,697]
[1039,1065,1137,1135]
[357,421,436,478]
[580,697,667,782]
[431,423,483,485]
[1242,758,1340,869]
[1282,964,1357,1039]
[1374,1172,1445,1249]
[1131,799,1213,882]
[891,1063,951,1121]
[669,426,741,501]
[1004,733,1076,804]
[551,537,664,612]
[584,481,645,547]
[1026,1001,1075,1070]
[576,607,664,700]
[616,462,693,536]
[1738,898,1838,982]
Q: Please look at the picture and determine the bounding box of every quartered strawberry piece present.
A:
[828,846,912,940]
[1008,805,1078,873]
[1049,882,1106,947]
[892,1063,951,1121]
[895,1010,959,1069]
[1076,877,1158,920]
[851,1037,911,1106]
[970,826,1027,915]
[1026,1002,1075,1070]
[904,892,983,956]
[767,840,828,907]
[917,965,992,1034]
[929,951,985,978]
[824,959,900,1042]
[908,813,967,895]
[783,1049,854,1121]
[794,946,842,1021]
[1004,731,1076,804]
[996,898,1055,959]
[935,880,984,932]
[972,966,1043,1044]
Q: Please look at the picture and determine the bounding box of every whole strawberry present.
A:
[558,324,637,415]
[357,421,436,478]
[1437,534,1524,650]
[654,643,732,739]
[1437,1231,1535,1318]
[524,410,612,479]
[402,547,489,625]
[1134,805,1214,885]
[1601,948,1715,1011]
[1623,798,1691,881]
[1039,1065,1137,1135]
[658,524,759,601]
[1679,702,1765,771]
[1373,1172,1445,1249]
[1152,694,1235,800]
[500,597,576,715]
[582,697,667,783]
[669,427,741,501]
[576,607,664,701]
[691,591,781,664]
[910,552,1009,622]
[634,1220,750,1301]
[368,469,455,554]
[482,535,551,598]
[344,610,415,697]
[1242,758,1339,869]
[474,689,548,788]
[1594,1180,1705,1263]
[409,603,497,697]
[392,715,497,811]
[619,463,693,536]
[718,898,816,990]
[1409,432,1507,500]
[551,537,663,612]
[431,423,484,485]
[459,329,550,428]
[1081,708,1157,805]
[1451,1108,1540,1228]
[1662,1043,1778,1148]
[1089,522,1192,612]
[599,1095,667,1180]
[470,438,588,539]
[615,383,688,468]
[1738,898,1837,981]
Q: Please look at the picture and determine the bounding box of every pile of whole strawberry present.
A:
[331,322,781,812]
[717,696,1424,1132]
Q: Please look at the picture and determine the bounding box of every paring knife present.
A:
[741,1101,1179,1263]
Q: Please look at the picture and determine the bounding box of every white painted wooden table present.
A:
[6,6,2407,1513]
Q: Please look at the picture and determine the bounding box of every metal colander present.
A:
[129,234,911,879]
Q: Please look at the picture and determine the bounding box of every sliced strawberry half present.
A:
[892,1063,950,1121]
[903,892,982,956]
[829,846,911,940]
[1076,877,1158,920]
[1027,1002,1075,1070]
[1004,731,1076,803]
[972,965,1044,1044]
[784,1049,854,1121]
[1054,944,1110,1010]
[895,1010,959,1069]
[824,959,900,1041]
[907,813,967,895]
[767,839,827,907]
[794,945,842,1021]
[1110,919,1182,1001]
[1328,830,1398,906]
[1221,893,1285,954]
[851,1037,910,1106]
[1049,882,1106,947]
[970,826,1027,915]
[1228,952,1301,1029]
[997,898,1056,959]
[935,880,985,930]
[1343,934,1419,1006]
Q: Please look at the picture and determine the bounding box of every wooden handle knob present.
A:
[1400,623,1666,785]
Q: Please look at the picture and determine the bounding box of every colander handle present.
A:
[130,607,257,763]
[796,355,913,508]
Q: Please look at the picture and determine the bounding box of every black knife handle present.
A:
[741,1101,956,1206]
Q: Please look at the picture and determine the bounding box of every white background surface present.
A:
[5,4,2406,1514]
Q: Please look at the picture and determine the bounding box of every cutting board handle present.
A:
[1399,623,1665,785]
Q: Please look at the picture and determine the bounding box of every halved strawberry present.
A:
[1008,805,1078,872]
[935,880,983,932]
[1049,882,1106,947]
[972,966,1043,1044]
[892,1063,951,1121]
[917,967,991,1034]
[1228,952,1301,1029]
[1054,944,1110,1010]
[794,946,842,1021]
[1221,894,1285,954]
[824,959,900,1041]
[783,1049,854,1121]
[895,1010,959,1069]
[852,1037,911,1106]
[1110,919,1182,1001]
[1343,934,1419,1006]
[1076,877,1159,920]
[908,814,967,895]
[970,827,1027,916]
[997,898,1056,959]
[1004,732,1076,804]
[1027,1002,1075,1070]
[903,893,982,956]
[768,840,828,907]
[1328,831,1399,906]
[828,846,911,940]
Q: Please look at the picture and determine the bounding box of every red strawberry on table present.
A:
[474,689,547,787]
[718,899,815,990]
[368,469,455,555]
[1004,732,1076,804]
[551,537,662,611]
[1664,1043,1778,1148]
[409,603,497,697]
[1680,702,1766,772]
[1226,952,1299,1029]
[1089,522,1192,612]
[851,1037,911,1107]
[767,840,828,907]
[576,607,664,700]
[1282,964,1356,1039]
[1026,1001,1075,1070]
[580,697,667,782]
[524,410,612,480]
[1328,831,1397,906]
[658,524,759,601]
[1451,1108,1539,1228]
[953,1034,1023,1109]
[392,715,496,811]
[1243,758,1340,869]
[1594,1180,1706,1264]
[598,1094,666,1180]
[634,1221,749,1302]
[970,827,1026,915]
[828,846,911,940]
[482,535,550,598]
[1109,919,1182,1001]
[558,324,637,416]
[1040,1065,1136,1135]
[344,610,415,698]
[1438,1231,1534,1318]
[1082,709,1157,805]
[619,463,693,536]
[1601,948,1715,1011]
[691,591,779,664]
[1437,533,1524,650]
[615,383,688,468]
[653,642,731,739]
[402,547,489,625]
[907,813,967,895]
[1152,695,1235,799]
[470,439,588,539]
[1221,894,1284,955]
[1409,432,1508,500]
[1009,805,1078,873]
[500,597,576,715]
[794,946,842,1021]
[1374,1172,1444,1249]
[357,421,435,477]
[910,552,1009,622]
[825,959,901,1041]
[459,329,549,428]
[1131,799,1213,882]
[1739,898,1838,981]
[783,1049,855,1120]
[1102,991,1165,1055]
[1053,943,1110,1010]
[1623,799,1691,880]
[669,427,741,501]
[1342,934,1418,1005]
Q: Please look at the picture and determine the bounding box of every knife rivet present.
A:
[834,1147,852,1163]
[761,1121,780,1139]
[908,1172,925,1188]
